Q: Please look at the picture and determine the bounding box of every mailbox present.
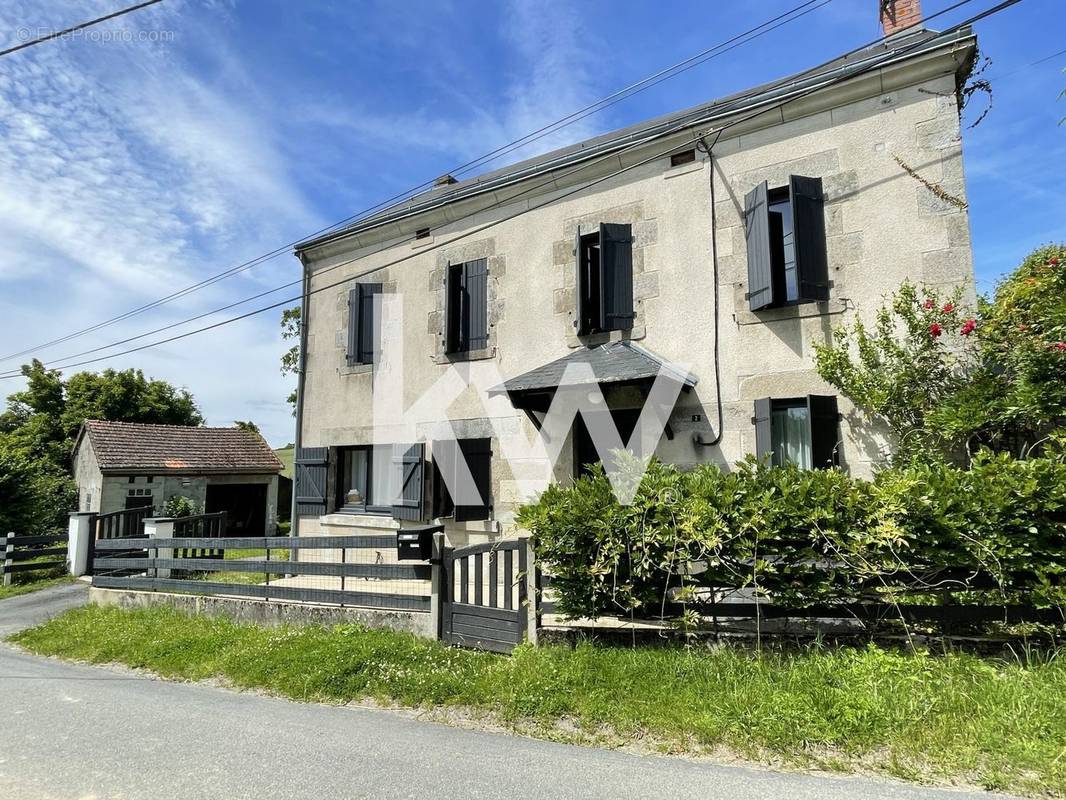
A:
[396,525,442,561]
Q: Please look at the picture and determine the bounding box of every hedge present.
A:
[516,448,1066,622]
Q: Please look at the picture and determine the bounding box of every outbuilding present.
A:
[72,420,284,536]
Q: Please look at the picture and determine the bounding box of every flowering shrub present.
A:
[517,450,1066,620]
[814,244,1066,463]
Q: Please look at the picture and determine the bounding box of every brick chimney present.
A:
[880,0,922,37]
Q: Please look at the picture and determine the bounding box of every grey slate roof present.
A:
[296,25,974,254]
[77,420,284,475]
[490,341,698,396]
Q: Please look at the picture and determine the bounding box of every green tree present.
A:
[0,448,76,535]
[234,420,261,435]
[280,306,301,413]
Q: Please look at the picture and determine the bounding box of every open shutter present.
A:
[391,442,425,521]
[464,259,488,351]
[574,228,587,333]
[600,223,634,331]
[790,175,829,302]
[430,439,458,519]
[454,438,492,522]
[358,283,382,364]
[346,288,361,366]
[294,446,329,517]
[806,395,840,469]
[744,181,774,311]
[753,398,772,464]
[444,264,464,353]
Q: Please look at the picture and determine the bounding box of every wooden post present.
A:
[429,531,446,641]
[2,534,13,587]
[522,536,537,647]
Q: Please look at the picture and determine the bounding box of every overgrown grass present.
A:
[12,605,1066,796]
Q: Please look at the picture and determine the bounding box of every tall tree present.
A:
[280,306,301,413]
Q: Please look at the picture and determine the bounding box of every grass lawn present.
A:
[12,604,1066,796]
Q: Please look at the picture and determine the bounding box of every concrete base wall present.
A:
[88,586,435,639]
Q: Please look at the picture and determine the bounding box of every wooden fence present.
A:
[92,535,431,611]
[172,512,227,558]
[1,532,67,587]
[95,507,151,540]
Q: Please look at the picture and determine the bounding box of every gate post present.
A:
[145,518,176,579]
[2,535,13,587]
[67,512,96,577]
[429,531,446,641]
[522,536,537,647]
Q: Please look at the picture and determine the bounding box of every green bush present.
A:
[517,452,1066,620]
[162,495,201,518]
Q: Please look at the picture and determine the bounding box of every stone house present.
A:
[73,420,283,536]
[290,11,978,547]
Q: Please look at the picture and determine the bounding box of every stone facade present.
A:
[295,36,977,543]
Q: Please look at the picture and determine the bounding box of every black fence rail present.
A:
[92,535,431,612]
[1,532,67,586]
[172,512,227,558]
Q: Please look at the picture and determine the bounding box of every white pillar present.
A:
[144,518,176,579]
[3,535,13,587]
[67,512,96,577]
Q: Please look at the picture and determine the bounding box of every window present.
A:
[432,438,492,522]
[346,283,383,366]
[146,475,154,484]
[415,227,431,240]
[128,476,135,484]
[444,259,488,354]
[575,223,634,335]
[670,149,696,167]
[335,445,394,513]
[754,396,840,470]
[744,175,828,311]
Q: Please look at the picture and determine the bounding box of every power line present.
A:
[0,0,832,365]
[0,0,164,58]
[2,0,1018,380]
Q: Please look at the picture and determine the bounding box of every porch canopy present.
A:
[488,341,698,414]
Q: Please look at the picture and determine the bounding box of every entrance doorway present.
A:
[572,408,642,479]
[205,483,268,536]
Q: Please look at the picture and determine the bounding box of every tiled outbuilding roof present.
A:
[76,420,284,475]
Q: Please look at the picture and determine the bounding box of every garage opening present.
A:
[205,483,268,536]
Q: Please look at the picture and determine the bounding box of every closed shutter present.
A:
[445,263,463,353]
[391,442,426,521]
[294,446,329,517]
[464,259,489,351]
[358,283,382,363]
[790,175,829,302]
[600,223,634,331]
[745,181,774,311]
[806,395,840,469]
[753,398,772,464]
[346,288,360,366]
[455,437,492,522]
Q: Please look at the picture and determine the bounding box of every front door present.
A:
[572,408,641,478]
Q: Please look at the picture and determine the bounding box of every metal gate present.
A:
[441,539,530,653]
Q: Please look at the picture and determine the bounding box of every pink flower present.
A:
[1053,342,1066,352]
[942,302,954,313]
[960,319,976,336]
[922,298,935,310]
[1018,323,1029,332]
[929,323,943,338]
[1050,256,1060,267]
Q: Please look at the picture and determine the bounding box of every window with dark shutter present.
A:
[754,396,840,470]
[753,397,773,463]
[444,259,488,354]
[430,437,492,521]
[391,442,426,521]
[745,175,828,311]
[575,224,633,335]
[347,283,382,365]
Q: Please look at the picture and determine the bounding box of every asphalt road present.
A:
[0,586,1013,800]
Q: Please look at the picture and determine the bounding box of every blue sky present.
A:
[0,0,1061,446]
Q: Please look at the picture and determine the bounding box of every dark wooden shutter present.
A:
[295,446,329,516]
[464,259,488,351]
[806,395,840,469]
[600,223,634,331]
[574,229,586,334]
[346,288,360,366]
[445,264,463,353]
[745,181,774,311]
[391,442,425,521]
[358,283,382,364]
[753,398,772,464]
[790,175,829,302]
[454,438,492,522]
[431,439,458,519]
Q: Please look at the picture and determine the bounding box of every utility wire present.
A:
[0,0,164,58]
[0,0,832,364]
[1,0,1018,379]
